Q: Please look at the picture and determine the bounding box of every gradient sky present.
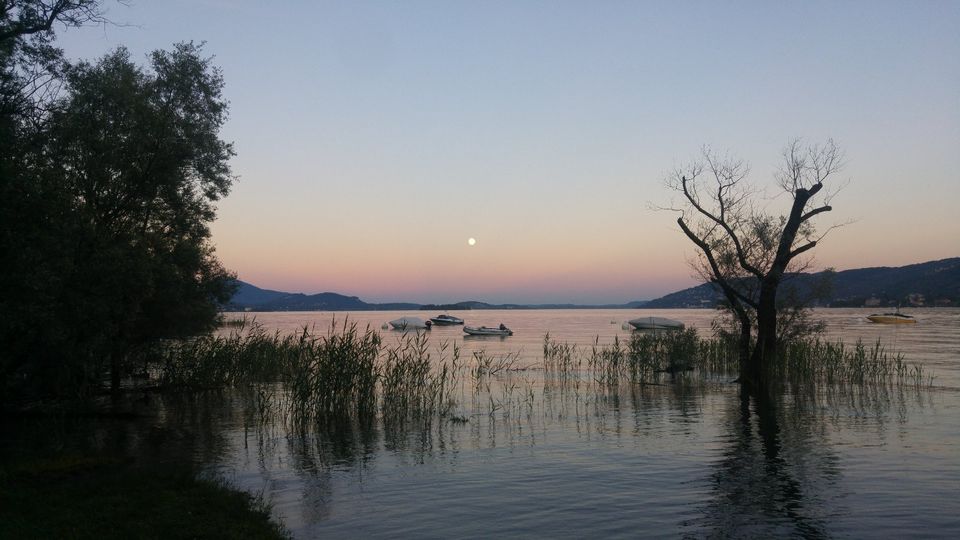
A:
[58,1,960,304]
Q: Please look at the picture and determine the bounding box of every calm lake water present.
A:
[204,308,960,538]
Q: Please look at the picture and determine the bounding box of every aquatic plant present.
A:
[287,320,381,417]
[544,329,930,390]
[147,321,933,451]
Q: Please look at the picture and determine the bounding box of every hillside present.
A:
[225,258,959,311]
[225,282,650,311]
[225,282,418,311]
[640,257,960,308]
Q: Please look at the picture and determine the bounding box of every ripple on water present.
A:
[199,308,960,537]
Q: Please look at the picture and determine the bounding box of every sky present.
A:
[57,1,960,304]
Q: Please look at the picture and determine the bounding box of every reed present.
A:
[287,320,381,417]
[542,333,581,387]
[778,338,931,388]
[544,329,929,389]
[380,332,460,422]
[150,322,931,441]
[572,329,739,384]
[152,319,465,426]
[471,349,521,379]
[157,323,301,388]
[217,315,251,328]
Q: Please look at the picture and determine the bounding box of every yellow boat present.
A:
[867,313,917,324]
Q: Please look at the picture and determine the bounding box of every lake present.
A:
[202,308,960,538]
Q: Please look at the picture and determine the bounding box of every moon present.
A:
[467,237,476,246]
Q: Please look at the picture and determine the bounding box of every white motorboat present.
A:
[389,316,430,330]
[430,314,464,326]
[463,325,513,337]
[867,312,917,324]
[628,317,685,331]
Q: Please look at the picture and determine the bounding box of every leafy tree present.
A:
[1,4,237,402]
[669,140,843,386]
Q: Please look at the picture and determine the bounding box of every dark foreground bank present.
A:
[0,413,288,539]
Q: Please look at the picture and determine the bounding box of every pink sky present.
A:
[61,2,960,303]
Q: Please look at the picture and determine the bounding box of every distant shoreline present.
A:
[222,305,958,313]
[226,257,958,312]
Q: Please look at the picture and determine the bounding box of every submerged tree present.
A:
[669,140,843,386]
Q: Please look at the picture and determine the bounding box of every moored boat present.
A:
[867,313,917,324]
[389,316,430,330]
[463,325,513,337]
[628,317,685,331]
[430,314,464,326]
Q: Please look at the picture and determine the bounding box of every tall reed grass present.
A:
[149,321,932,436]
[543,329,930,388]
[152,320,463,425]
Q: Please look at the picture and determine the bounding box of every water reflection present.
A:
[4,351,946,537]
[207,371,934,537]
[690,386,838,538]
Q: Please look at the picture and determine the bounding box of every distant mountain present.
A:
[640,257,960,309]
[225,281,418,311]
[229,282,296,307]
[225,257,958,311]
[225,283,647,312]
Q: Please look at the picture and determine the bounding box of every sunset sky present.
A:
[59,1,960,304]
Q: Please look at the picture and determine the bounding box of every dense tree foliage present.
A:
[1,2,236,403]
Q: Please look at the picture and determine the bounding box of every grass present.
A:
[151,319,465,424]
[544,328,931,389]
[543,328,739,385]
[217,315,252,328]
[778,338,933,387]
[146,321,934,426]
[0,453,288,539]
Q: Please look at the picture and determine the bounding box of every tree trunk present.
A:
[749,279,779,386]
[744,184,822,387]
[110,344,128,396]
[736,314,753,383]
[111,351,121,395]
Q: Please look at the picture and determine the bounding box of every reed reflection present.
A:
[200,327,933,536]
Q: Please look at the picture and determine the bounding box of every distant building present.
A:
[864,297,882,307]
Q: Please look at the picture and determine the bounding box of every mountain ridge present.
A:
[224,257,959,311]
[640,257,960,309]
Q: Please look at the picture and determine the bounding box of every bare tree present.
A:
[0,1,105,42]
[1,1,111,117]
[668,139,844,386]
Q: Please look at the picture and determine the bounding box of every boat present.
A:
[867,312,917,324]
[429,314,464,326]
[389,316,430,330]
[628,317,685,331]
[463,325,513,337]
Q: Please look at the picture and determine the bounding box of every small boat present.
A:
[628,317,685,331]
[389,316,430,330]
[463,325,513,337]
[430,314,464,326]
[867,312,917,324]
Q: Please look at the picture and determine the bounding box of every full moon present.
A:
[467,237,476,246]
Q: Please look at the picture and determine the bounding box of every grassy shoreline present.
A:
[0,412,288,539]
[0,451,288,539]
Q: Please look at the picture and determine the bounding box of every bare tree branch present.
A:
[0,1,106,43]
[677,216,759,310]
[801,205,832,222]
